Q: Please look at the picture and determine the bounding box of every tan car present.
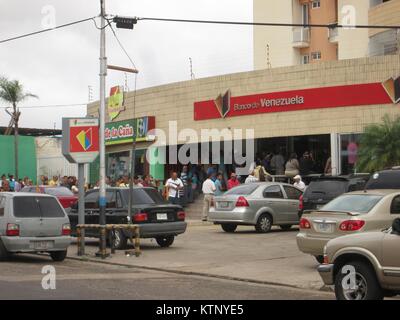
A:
[318,218,400,300]
[296,190,400,263]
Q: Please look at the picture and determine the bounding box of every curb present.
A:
[66,255,332,295]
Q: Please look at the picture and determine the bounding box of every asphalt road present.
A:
[0,254,333,300]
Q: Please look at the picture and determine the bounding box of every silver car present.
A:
[208,182,303,233]
[0,193,71,262]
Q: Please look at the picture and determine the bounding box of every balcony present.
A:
[292,27,310,48]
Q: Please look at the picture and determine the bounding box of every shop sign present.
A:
[194,79,399,121]
[108,86,125,121]
[62,117,100,164]
[105,116,155,145]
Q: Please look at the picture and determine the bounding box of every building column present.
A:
[330,133,340,176]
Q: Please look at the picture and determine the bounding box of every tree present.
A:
[0,77,38,180]
[357,114,400,173]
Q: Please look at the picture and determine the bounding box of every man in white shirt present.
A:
[245,170,259,184]
[293,175,306,191]
[201,174,216,221]
[165,172,184,205]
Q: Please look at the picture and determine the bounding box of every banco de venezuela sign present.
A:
[194,82,396,121]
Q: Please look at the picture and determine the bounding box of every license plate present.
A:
[157,213,168,221]
[31,241,53,250]
[317,223,334,233]
[219,201,229,208]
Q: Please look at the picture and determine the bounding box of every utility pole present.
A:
[98,0,108,258]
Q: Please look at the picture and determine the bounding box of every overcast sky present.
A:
[0,0,253,129]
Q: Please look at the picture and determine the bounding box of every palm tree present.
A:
[357,114,400,173]
[0,77,38,180]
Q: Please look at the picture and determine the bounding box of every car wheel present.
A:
[156,236,175,248]
[280,225,292,231]
[50,250,67,262]
[255,214,272,233]
[221,224,237,233]
[315,255,324,264]
[334,261,384,300]
[0,239,10,261]
[111,229,128,250]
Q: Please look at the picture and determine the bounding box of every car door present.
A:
[381,231,400,286]
[380,197,400,287]
[283,185,302,223]
[262,185,289,224]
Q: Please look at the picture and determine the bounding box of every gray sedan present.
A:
[208,182,303,233]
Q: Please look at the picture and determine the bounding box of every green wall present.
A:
[0,135,37,183]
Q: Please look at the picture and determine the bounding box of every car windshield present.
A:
[320,194,383,214]
[305,180,348,198]
[121,188,167,205]
[224,184,259,195]
[44,187,74,197]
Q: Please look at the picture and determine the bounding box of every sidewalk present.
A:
[67,223,329,292]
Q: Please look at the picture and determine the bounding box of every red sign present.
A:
[194,82,394,121]
[70,126,99,153]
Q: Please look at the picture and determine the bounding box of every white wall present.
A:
[337,0,370,60]
[254,0,297,69]
[35,136,89,180]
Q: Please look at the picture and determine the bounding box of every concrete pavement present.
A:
[67,222,327,291]
[0,254,333,300]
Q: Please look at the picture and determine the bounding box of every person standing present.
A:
[227,173,240,190]
[285,153,300,178]
[201,173,216,221]
[293,175,306,191]
[245,170,259,184]
[299,151,315,176]
[49,175,59,187]
[165,172,184,205]
[271,151,285,175]
[214,173,224,196]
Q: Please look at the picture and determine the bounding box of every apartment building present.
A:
[254,0,400,69]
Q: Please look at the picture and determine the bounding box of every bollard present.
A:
[77,227,82,256]
[134,226,141,257]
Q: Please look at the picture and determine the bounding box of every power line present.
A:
[0,16,98,44]
[0,103,87,109]
[137,17,400,30]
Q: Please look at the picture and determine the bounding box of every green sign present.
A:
[105,117,155,146]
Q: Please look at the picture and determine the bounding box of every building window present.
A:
[312,0,321,9]
[301,55,310,64]
[302,4,309,24]
[311,51,321,60]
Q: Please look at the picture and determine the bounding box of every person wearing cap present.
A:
[293,175,306,191]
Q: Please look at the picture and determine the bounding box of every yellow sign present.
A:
[108,86,125,121]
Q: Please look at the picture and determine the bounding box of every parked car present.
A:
[21,186,78,210]
[0,193,72,262]
[318,218,400,300]
[68,187,187,249]
[208,182,303,233]
[299,175,369,217]
[297,189,400,263]
[365,167,400,190]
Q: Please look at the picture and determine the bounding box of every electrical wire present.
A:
[0,103,87,109]
[137,17,400,30]
[0,16,98,44]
